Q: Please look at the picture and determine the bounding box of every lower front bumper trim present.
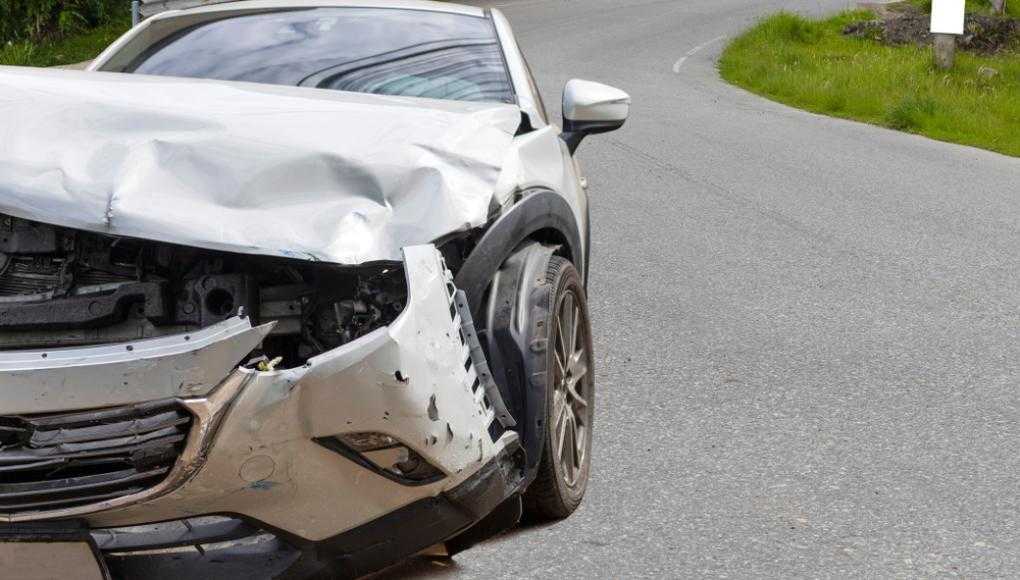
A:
[293,436,525,579]
[88,438,525,580]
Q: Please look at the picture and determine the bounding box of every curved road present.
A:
[378,0,1020,577]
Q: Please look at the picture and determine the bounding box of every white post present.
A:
[930,0,965,70]
[131,0,141,26]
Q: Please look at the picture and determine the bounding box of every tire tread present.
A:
[521,256,590,522]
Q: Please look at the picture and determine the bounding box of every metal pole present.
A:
[131,0,141,26]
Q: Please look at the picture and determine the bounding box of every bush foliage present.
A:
[1,0,125,44]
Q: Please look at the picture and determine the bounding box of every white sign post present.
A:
[931,0,966,69]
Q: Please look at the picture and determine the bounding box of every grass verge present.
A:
[719,11,1020,157]
[0,13,130,68]
[907,0,1020,18]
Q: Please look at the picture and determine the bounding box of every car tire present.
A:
[522,256,595,521]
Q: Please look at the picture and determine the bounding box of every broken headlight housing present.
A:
[316,432,445,486]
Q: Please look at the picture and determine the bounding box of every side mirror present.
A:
[561,79,631,154]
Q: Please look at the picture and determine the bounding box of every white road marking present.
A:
[672,35,727,73]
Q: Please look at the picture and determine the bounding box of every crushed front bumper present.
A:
[0,245,522,576]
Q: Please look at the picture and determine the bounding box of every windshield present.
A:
[124,8,515,104]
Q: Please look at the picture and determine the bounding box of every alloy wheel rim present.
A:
[552,290,591,488]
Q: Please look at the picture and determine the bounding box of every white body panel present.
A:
[0,317,273,413]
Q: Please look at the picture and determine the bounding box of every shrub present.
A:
[0,42,38,66]
[0,0,125,44]
[763,12,824,45]
[886,95,939,129]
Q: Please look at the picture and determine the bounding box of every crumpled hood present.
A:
[0,67,520,264]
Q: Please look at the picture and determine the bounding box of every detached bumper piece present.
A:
[0,401,191,514]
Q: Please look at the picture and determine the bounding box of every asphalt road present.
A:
[372,0,1020,578]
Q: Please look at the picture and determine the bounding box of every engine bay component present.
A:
[0,213,407,368]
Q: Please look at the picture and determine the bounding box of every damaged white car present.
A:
[0,1,629,578]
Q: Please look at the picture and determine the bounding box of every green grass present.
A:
[719,11,1020,157]
[0,13,130,68]
[907,0,1020,18]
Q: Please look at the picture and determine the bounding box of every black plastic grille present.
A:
[0,400,191,513]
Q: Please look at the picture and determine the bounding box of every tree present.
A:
[991,0,1006,15]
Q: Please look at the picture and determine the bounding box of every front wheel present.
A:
[522,257,595,521]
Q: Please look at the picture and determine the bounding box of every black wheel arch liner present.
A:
[475,242,557,484]
[452,189,585,485]
[453,187,585,318]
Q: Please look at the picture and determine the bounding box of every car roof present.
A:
[151,0,485,19]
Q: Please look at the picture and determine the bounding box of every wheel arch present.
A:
[453,187,585,318]
[447,187,586,487]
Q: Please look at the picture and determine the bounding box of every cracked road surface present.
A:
[374,0,1020,577]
